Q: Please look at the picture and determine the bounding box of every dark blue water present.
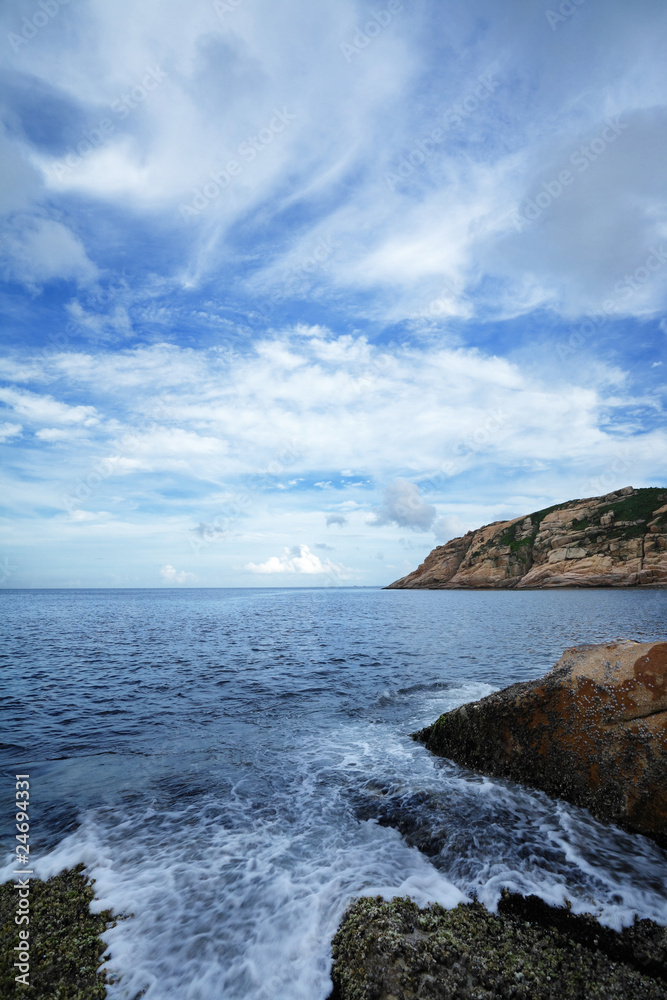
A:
[2,587,666,999]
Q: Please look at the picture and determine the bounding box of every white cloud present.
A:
[370,480,437,531]
[0,387,99,426]
[1,218,98,289]
[36,427,88,442]
[246,544,346,576]
[67,300,133,340]
[160,564,197,584]
[1,1,666,322]
[4,333,663,491]
[111,427,228,474]
[0,422,23,442]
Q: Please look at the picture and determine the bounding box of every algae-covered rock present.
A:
[415,639,667,846]
[329,893,667,999]
[0,864,116,998]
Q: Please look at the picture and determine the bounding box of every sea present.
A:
[1,587,667,999]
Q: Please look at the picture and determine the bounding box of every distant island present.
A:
[385,486,667,589]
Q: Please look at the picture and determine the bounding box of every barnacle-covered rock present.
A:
[0,864,118,998]
[329,892,667,1000]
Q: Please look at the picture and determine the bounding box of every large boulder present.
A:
[415,640,667,845]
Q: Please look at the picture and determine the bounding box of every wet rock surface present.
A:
[415,640,667,845]
[329,893,667,1000]
[386,486,667,589]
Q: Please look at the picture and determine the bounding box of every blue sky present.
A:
[1,0,666,587]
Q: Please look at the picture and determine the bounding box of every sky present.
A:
[0,0,666,588]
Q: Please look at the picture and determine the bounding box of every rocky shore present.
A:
[329,892,667,999]
[386,486,667,589]
[0,865,116,998]
[329,639,667,998]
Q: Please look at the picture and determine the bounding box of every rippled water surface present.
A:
[1,587,666,999]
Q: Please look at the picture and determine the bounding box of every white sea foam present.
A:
[31,799,463,1000]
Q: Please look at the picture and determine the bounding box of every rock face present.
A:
[386,486,667,589]
[329,893,667,1000]
[415,640,667,845]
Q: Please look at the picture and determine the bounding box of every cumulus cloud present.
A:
[370,480,437,531]
[246,544,345,576]
[326,513,348,526]
[160,564,196,584]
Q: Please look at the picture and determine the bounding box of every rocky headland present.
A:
[386,486,667,589]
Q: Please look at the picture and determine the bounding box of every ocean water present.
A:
[1,587,667,1000]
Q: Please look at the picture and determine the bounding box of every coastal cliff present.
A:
[386,486,667,589]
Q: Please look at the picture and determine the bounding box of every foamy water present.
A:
[1,587,666,998]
